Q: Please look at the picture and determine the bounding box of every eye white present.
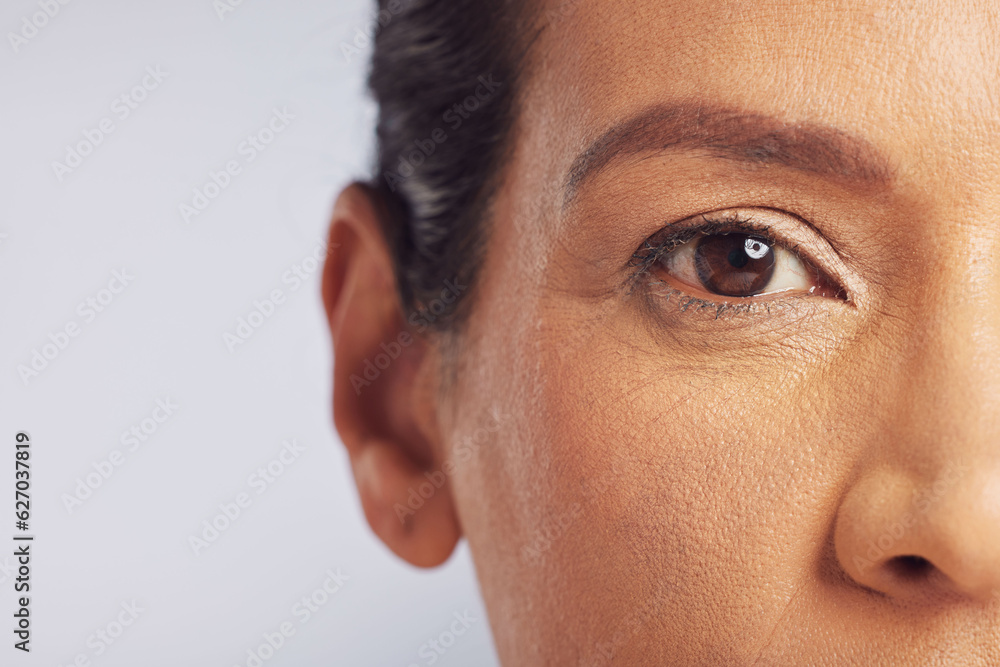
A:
[765,244,812,294]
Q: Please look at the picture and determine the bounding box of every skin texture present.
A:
[323,0,1000,664]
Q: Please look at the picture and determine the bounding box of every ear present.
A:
[322,182,460,568]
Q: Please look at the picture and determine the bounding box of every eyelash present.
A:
[626,211,823,319]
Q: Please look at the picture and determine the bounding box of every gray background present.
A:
[0,0,499,665]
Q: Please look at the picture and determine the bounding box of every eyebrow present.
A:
[563,103,893,207]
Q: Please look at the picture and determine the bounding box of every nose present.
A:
[834,261,1000,603]
[835,464,1000,602]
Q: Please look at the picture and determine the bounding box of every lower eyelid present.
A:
[644,280,797,320]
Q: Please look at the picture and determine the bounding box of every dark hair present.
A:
[367,0,535,330]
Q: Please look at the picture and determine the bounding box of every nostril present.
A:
[887,555,934,581]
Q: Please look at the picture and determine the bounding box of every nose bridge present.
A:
[903,324,1000,470]
[890,196,1000,472]
[832,190,1000,602]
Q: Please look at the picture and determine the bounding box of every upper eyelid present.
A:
[629,214,782,273]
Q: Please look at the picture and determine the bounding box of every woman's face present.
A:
[433,0,1000,663]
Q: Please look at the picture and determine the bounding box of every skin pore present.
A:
[324,0,1000,664]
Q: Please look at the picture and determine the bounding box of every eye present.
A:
[653,231,842,300]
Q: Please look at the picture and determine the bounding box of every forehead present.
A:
[518,0,1000,203]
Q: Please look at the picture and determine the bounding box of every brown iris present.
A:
[694,234,776,297]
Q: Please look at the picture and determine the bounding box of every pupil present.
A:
[694,234,776,297]
[728,247,750,269]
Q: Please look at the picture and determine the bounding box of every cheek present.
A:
[454,298,875,663]
[529,332,848,658]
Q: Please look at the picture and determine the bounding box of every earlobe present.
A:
[353,439,462,567]
[322,182,461,568]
